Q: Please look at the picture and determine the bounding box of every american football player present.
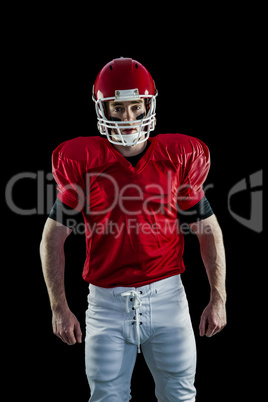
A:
[40,57,227,401]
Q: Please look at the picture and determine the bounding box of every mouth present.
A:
[121,129,137,135]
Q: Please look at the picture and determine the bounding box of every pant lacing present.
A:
[121,290,143,353]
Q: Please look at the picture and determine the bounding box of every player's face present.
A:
[107,100,146,136]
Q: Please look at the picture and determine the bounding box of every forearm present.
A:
[190,215,226,303]
[40,219,71,312]
[40,240,67,311]
[40,218,82,345]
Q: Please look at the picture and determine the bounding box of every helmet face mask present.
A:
[94,91,157,146]
[92,58,157,146]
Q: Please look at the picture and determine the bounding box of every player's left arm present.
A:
[189,214,227,337]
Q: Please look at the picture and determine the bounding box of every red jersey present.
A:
[52,133,210,288]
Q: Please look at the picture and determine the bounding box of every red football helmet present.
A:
[92,58,157,146]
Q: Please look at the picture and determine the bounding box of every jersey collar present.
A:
[105,137,156,175]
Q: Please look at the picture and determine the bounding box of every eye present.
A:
[114,107,124,113]
[133,105,142,111]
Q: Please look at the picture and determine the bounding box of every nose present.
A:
[123,107,135,122]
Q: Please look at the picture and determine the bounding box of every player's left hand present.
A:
[199,299,227,337]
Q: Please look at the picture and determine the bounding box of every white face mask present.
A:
[93,89,157,146]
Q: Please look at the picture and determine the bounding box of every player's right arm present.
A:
[40,217,82,345]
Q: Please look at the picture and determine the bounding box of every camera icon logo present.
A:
[228,170,263,233]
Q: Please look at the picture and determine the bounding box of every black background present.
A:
[4,9,264,402]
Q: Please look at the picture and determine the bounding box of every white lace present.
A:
[121,290,143,353]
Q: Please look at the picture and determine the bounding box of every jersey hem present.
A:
[82,270,185,288]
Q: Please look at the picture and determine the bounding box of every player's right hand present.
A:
[52,308,83,345]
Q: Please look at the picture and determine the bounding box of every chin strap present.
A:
[111,132,147,146]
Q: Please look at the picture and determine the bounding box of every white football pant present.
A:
[85,275,197,401]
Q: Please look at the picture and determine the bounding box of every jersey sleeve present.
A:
[52,140,86,211]
[177,137,210,211]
